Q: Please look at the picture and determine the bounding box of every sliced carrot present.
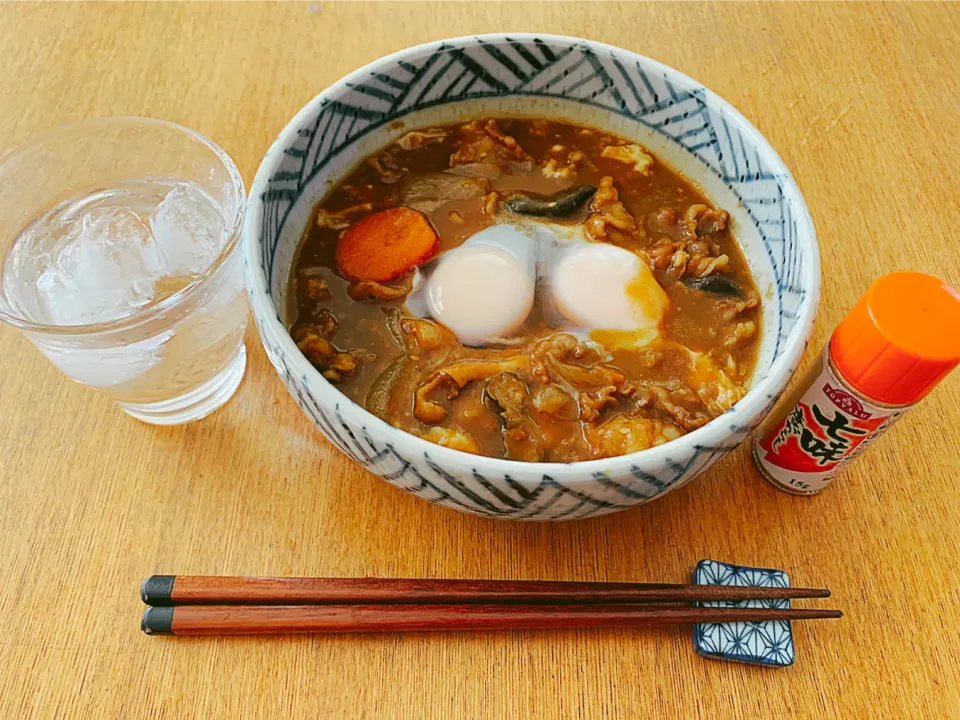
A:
[335,207,439,282]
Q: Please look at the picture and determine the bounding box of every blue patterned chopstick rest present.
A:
[692,559,796,667]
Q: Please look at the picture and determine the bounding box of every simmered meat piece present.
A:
[639,384,711,432]
[647,204,731,280]
[482,191,497,215]
[648,206,684,241]
[329,352,357,373]
[601,144,654,175]
[422,426,480,454]
[585,414,683,457]
[689,205,728,236]
[434,357,530,392]
[396,128,447,151]
[651,204,729,242]
[311,309,338,337]
[531,333,596,369]
[718,290,761,322]
[485,372,527,414]
[316,203,375,230]
[366,155,404,184]
[529,333,634,423]
[585,176,637,244]
[346,278,412,303]
[544,355,628,391]
[401,173,490,214]
[293,325,334,366]
[445,162,502,179]
[383,308,454,355]
[532,385,577,420]
[292,324,364,385]
[531,334,626,390]
[414,357,531,423]
[485,373,545,462]
[300,273,332,301]
[400,317,448,352]
[579,385,622,422]
[723,319,758,348]
[542,145,586,179]
[688,254,730,279]
[690,353,746,415]
[450,119,528,167]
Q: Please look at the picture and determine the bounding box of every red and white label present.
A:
[753,356,903,493]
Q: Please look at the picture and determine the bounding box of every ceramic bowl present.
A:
[243,34,820,520]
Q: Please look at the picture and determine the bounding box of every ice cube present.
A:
[149,183,225,276]
[39,329,173,387]
[36,206,165,325]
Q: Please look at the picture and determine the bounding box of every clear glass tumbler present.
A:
[0,118,249,425]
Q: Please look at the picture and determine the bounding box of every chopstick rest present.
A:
[692,559,797,667]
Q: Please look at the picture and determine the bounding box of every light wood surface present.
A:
[1,2,958,717]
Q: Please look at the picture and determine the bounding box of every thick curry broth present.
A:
[289,118,761,462]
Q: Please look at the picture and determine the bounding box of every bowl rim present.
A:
[243,33,821,480]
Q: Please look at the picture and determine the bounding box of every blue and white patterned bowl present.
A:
[243,35,820,521]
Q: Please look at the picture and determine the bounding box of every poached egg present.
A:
[549,242,667,347]
[406,221,667,347]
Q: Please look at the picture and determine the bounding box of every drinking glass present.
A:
[0,118,249,425]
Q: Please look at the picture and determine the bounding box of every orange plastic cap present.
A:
[830,272,960,406]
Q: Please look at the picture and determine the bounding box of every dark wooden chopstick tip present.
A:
[142,606,175,635]
[141,575,176,606]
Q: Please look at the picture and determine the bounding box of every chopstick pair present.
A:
[140,575,842,636]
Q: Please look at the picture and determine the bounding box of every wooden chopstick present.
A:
[141,603,843,636]
[141,575,831,607]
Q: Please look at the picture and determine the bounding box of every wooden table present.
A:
[2,2,958,717]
